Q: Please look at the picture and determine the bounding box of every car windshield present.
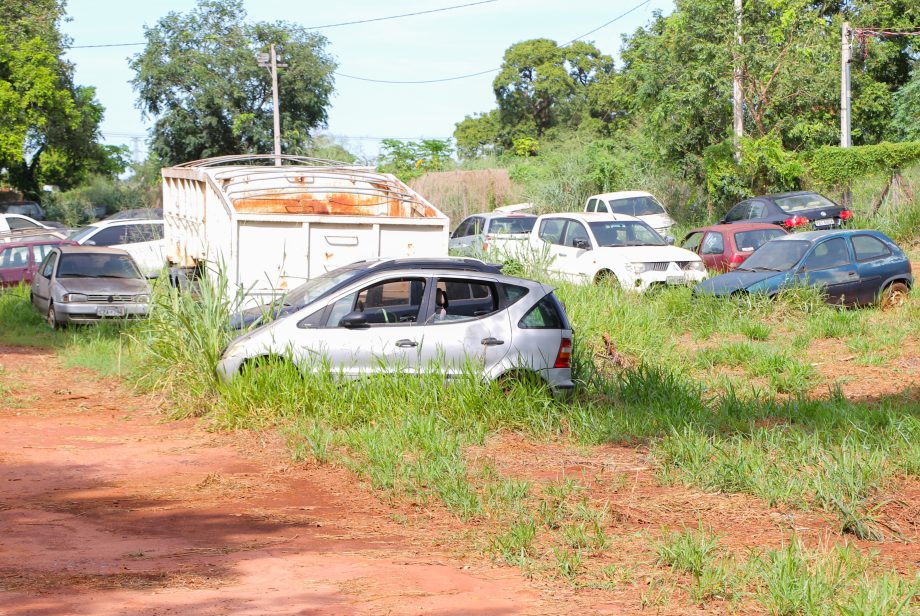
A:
[488,217,536,234]
[607,196,665,216]
[281,268,364,308]
[589,220,665,247]
[68,226,97,242]
[737,240,810,272]
[733,229,787,252]
[57,253,141,279]
[774,193,838,213]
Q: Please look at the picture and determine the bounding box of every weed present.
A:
[553,547,582,581]
[655,525,721,577]
[491,517,537,566]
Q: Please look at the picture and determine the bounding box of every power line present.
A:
[65,0,500,49]
[334,0,653,85]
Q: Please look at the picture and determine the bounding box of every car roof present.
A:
[343,257,503,274]
[771,229,884,242]
[341,266,546,288]
[687,222,787,234]
[87,218,163,228]
[540,212,641,223]
[468,212,536,220]
[55,245,131,256]
[754,190,822,200]
[589,191,655,200]
[0,237,66,249]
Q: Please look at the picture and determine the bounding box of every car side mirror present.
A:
[339,311,369,329]
[666,235,675,245]
[573,238,591,250]
[85,240,96,246]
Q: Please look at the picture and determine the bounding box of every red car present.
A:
[681,223,788,272]
[0,236,69,287]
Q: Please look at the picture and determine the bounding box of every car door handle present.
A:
[481,337,505,346]
[395,339,418,348]
[847,271,857,277]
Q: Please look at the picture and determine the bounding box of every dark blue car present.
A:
[720,191,853,230]
[695,230,912,307]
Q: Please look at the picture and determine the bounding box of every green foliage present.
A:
[511,137,538,157]
[892,72,920,141]
[454,110,502,159]
[377,139,453,180]
[703,135,805,211]
[130,0,336,165]
[808,141,920,187]
[0,2,125,195]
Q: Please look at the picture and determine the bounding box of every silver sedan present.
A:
[218,267,574,390]
[31,246,150,328]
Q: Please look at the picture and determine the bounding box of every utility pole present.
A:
[840,22,852,148]
[258,44,289,166]
[732,0,744,161]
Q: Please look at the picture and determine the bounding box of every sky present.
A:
[62,0,675,161]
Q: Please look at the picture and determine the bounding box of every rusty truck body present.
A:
[161,155,449,303]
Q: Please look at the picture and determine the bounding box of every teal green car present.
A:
[695,230,912,307]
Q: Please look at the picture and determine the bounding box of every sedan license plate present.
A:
[814,218,834,227]
[97,306,126,317]
[666,276,684,285]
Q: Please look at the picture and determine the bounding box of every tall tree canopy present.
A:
[0,0,124,195]
[130,0,337,165]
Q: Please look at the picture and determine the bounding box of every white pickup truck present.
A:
[528,212,706,290]
[162,155,450,304]
[584,190,675,237]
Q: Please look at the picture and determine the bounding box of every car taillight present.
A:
[783,216,809,228]
[554,337,572,369]
[839,210,853,221]
[728,253,746,269]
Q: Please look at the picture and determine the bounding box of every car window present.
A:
[428,278,499,323]
[607,196,665,216]
[682,232,703,252]
[595,201,609,213]
[147,223,165,240]
[734,229,786,252]
[561,221,590,248]
[6,216,41,230]
[723,202,751,222]
[487,217,535,235]
[502,283,529,305]
[852,235,891,262]
[774,193,838,214]
[538,219,567,245]
[57,253,142,279]
[749,202,768,218]
[31,244,57,262]
[122,224,157,243]
[87,226,126,246]
[470,217,484,236]
[326,277,427,327]
[701,232,725,255]
[588,221,665,247]
[40,252,58,278]
[586,198,597,212]
[452,218,472,238]
[0,246,30,269]
[519,294,565,329]
[803,238,851,271]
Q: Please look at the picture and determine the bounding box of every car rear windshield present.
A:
[733,229,787,252]
[488,217,536,235]
[57,253,141,279]
[737,240,810,272]
[589,221,665,247]
[774,193,838,213]
[607,196,665,216]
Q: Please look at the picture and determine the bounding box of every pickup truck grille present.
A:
[642,261,693,272]
[85,294,136,303]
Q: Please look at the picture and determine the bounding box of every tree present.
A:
[892,71,920,141]
[130,0,337,165]
[454,110,501,159]
[377,139,453,180]
[0,0,125,195]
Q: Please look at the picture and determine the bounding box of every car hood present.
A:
[696,270,787,295]
[56,278,149,295]
[594,245,700,262]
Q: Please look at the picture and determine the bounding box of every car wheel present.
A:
[497,370,546,394]
[594,270,620,287]
[880,282,909,310]
[47,303,60,329]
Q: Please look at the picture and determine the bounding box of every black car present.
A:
[720,191,853,231]
[230,257,504,329]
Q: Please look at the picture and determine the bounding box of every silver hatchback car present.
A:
[218,266,574,390]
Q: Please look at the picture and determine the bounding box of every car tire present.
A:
[594,270,620,287]
[497,370,547,394]
[880,282,909,310]
[47,302,60,329]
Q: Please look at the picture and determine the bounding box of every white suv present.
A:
[529,213,706,291]
[585,191,675,237]
[69,219,166,276]
[0,214,58,235]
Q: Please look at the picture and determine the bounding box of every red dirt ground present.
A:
[0,346,564,615]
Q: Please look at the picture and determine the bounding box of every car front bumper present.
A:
[216,354,246,383]
[622,269,707,292]
[55,302,149,324]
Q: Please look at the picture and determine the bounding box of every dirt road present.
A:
[0,347,555,615]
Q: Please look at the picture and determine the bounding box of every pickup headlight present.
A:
[683,261,706,272]
[61,293,88,303]
[625,262,650,274]
[135,294,150,303]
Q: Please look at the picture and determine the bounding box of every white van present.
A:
[69,219,166,277]
[584,191,675,237]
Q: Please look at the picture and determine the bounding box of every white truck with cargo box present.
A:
[161,155,450,303]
